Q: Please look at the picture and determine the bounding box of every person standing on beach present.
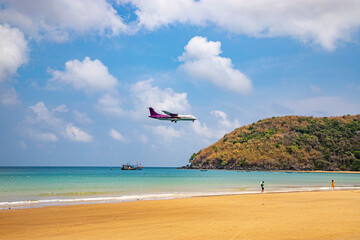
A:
[331,179,335,190]
[260,181,265,193]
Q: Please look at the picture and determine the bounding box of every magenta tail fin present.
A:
[148,107,159,116]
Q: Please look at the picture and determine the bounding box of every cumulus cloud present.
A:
[25,101,93,143]
[53,104,68,113]
[1,0,359,49]
[109,128,126,142]
[0,24,27,106]
[0,24,28,82]
[124,0,360,50]
[0,24,27,105]
[130,78,190,119]
[93,78,191,121]
[178,36,252,94]
[0,0,129,42]
[192,121,214,139]
[193,110,240,140]
[25,102,60,142]
[49,57,118,93]
[65,124,93,142]
[211,110,240,129]
[28,102,63,128]
[48,57,123,119]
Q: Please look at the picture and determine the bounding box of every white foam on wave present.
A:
[0,192,251,209]
[1,186,360,210]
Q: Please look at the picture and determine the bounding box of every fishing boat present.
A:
[121,164,143,170]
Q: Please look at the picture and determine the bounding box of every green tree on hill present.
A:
[189,115,360,171]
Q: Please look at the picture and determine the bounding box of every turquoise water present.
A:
[1,167,360,209]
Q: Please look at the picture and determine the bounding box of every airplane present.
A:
[148,107,196,123]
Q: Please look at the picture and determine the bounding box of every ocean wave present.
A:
[39,191,123,196]
[1,186,360,210]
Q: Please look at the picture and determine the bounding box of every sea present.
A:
[1,167,360,209]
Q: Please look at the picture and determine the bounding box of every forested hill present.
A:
[188,115,360,171]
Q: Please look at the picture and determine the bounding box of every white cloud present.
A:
[178,36,252,94]
[0,87,18,106]
[26,102,59,142]
[28,102,63,128]
[193,110,240,140]
[26,101,93,143]
[0,24,28,82]
[73,110,93,125]
[49,57,118,93]
[49,57,122,120]
[192,121,214,139]
[130,78,190,119]
[1,1,359,50]
[211,110,240,129]
[0,0,129,42]
[96,93,124,117]
[65,124,93,142]
[94,78,191,121]
[53,104,68,113]
[109,128,126,142]
[125,0,360,50]
[149,125,183,142]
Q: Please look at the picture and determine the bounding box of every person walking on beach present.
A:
[260,181,265,194]
[331,179,335,190]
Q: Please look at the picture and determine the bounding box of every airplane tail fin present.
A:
[148,107,159,116]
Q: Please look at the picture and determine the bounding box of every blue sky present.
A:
[1,0,360,167]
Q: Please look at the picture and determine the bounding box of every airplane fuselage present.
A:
[149,114,196,122]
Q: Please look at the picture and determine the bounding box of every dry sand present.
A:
[1,190,359,240]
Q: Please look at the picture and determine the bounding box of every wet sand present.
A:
[1,190,359,240]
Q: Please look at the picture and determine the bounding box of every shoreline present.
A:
[179,167,360,174]
[2,186,360,210]
[1,190,359,240]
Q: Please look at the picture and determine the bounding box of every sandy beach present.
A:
[1,190,359,240]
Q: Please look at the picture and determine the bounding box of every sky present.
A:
[0,0,360,167]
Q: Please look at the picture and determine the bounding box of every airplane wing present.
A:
[162,110,178,117]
